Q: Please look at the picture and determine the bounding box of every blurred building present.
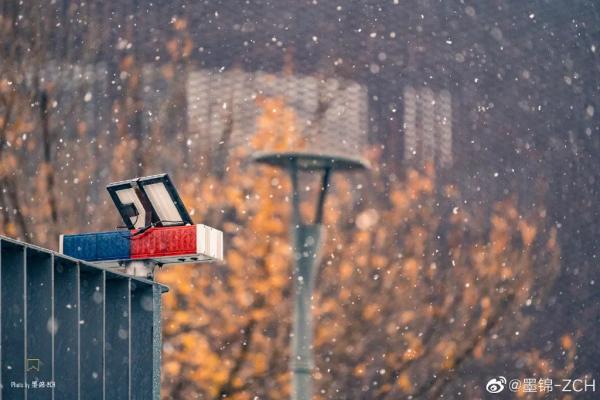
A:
[186,69,368,158]
[35,64,369,168]
[403,86,452,167]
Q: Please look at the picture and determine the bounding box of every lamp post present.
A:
[253,151,368,400]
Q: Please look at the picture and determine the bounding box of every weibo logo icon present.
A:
[486,376,507,393]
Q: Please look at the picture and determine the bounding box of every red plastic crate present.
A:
[130,225,196,259]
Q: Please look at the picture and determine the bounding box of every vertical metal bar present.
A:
[130,282,154,400]
[105,275,130,400]
[77,263,81,400]
[51,255,54,400]
[25,249,53,400]
[23,248,27,400]
[53,257,79,400]
[151,285,162,400]
[128,278,131,400]
[0,240,2,400]
[79,267,104,399]
[102,271,106,400]
[1,241,25,400]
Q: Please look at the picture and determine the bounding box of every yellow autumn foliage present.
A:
[0,54,564,398]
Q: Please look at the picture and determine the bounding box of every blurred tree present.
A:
[157,97,563,399]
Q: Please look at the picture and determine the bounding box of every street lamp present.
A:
[253,151,368,400]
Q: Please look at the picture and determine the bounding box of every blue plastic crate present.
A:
[62,231,131,261]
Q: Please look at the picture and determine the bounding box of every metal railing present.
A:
[0,236,166,400]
